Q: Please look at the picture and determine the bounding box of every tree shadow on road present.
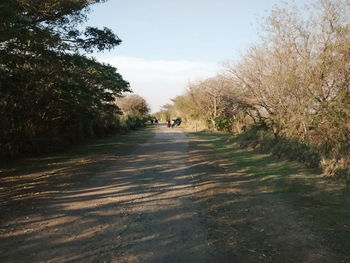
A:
[1,128,349,262]
[1,128,207,262]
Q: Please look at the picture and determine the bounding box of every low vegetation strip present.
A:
[189,131,350,261]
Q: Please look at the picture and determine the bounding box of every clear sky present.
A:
[86,0,308,112]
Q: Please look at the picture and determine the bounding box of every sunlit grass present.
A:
[190,131,350,256]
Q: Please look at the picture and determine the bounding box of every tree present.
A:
[164,0,350,178]
[0,0,130,157]
[116,94,150,118]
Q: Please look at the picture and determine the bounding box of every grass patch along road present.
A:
[188,131,350,262]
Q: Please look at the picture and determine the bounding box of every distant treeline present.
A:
[157,0,350,182]
[0,1,147,158]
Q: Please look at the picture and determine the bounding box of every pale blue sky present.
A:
[87,0,308,112]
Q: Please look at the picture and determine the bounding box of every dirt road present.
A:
[0,125,345,262]
[1,125,208,262]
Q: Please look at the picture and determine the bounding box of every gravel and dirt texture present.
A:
[1,125,349,262]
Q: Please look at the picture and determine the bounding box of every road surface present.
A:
[0,125,343,262]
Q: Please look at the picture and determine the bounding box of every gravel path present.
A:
[2,125,343,262]
[1,125,209,262]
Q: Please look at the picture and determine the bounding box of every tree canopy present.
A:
[0,0,131,157]
[116,94,150,118]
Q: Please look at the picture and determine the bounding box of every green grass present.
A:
[191,131,350,256]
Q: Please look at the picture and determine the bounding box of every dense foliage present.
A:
[116,94,151,130]
[116,94,150,119]
[0,0,132,157]
[158,0,350,181]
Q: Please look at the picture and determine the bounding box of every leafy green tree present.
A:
[0,0,130,157]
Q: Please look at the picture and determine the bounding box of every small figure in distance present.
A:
[171,118,176,128]
[167,120,171,128]
[150,117,158,124]
[175,118,181,127]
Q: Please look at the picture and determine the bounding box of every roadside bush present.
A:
[321,158,350,183]
[215,117,232,131]
[236,125,320,168]
[119,115,147,131]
